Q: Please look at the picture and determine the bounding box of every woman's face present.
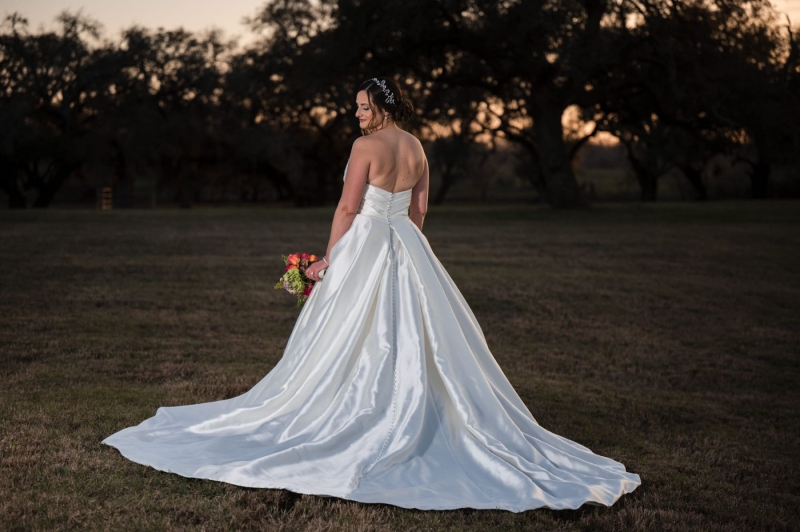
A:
[355,90,379,129]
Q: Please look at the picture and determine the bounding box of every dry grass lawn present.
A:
[1,201,798,531]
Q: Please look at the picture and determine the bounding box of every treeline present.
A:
[1,0,798,209]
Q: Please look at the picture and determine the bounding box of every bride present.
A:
[103,77,641,512]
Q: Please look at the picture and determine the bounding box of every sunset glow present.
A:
[6,1,797,46]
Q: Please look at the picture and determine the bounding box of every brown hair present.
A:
[358,77,414,132]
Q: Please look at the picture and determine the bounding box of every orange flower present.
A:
[286,264,298,271]
[309,254,318,262]
[287,253,301,266]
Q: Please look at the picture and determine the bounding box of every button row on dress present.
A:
[347,191,400,497]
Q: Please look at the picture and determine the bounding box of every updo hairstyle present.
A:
[358,77,414,124]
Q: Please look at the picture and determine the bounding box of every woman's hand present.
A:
[306,258,328,282]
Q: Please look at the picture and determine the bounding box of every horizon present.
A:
[3,0,799,48]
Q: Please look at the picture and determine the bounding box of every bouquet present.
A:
[274,252,323,307]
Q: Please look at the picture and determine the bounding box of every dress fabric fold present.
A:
[102,170,641,512]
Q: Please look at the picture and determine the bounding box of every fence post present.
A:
[100,186,112,210]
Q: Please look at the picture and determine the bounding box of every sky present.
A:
[2,0,799,48]
[0,0,267,46]
[772,0,800,23]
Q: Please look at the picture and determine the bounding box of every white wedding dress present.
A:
[102,166,641,512]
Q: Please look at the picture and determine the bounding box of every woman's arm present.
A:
[410,156,429,231]
[325,138,371,260]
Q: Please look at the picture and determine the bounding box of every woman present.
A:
[103,77,641,512]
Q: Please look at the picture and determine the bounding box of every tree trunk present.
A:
[0,157,26,208]
[433,165,455,205]
[624,141,657,202]
[32,162,79,208]
[179,174,193,209]
[532,98,586,208]
[113,141,134,208]
[260,161,294,201]
[750,159,770,199]
[681,165,708,201]
[639,174,658,202]
[0,176,26,209]
[3,184,26,208]
[749,134,771,199]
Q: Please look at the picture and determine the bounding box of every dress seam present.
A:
[345,191,400,498]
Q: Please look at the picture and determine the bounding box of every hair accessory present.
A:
[371,78,396,105]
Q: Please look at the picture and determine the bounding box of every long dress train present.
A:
[102,168,641,512]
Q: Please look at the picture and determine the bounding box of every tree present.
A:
[0,12,111,208]
[241,0,626,208]
[584,0,797,200]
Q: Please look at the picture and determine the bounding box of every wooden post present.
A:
[101,187,113,210]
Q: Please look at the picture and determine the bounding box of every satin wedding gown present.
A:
[102,165,641,512]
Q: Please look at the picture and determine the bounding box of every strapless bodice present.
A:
[357,184,412,221]
[344,160,411,221]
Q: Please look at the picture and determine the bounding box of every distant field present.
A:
[1,201,798,531]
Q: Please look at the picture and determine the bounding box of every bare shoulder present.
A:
[351,135,373,150]
[350,136,375,159]
[397,129,425,158]
[408,131,427,160]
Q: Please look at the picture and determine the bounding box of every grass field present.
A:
[1,201,799,531]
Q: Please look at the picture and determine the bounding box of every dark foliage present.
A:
[0,1,797,208]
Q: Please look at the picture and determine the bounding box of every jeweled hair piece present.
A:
[371,78,396,105]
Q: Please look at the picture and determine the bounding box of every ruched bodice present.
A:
[358,185,412,221]
[343,160,412,221]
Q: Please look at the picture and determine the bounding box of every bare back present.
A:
[360,128,426,193]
